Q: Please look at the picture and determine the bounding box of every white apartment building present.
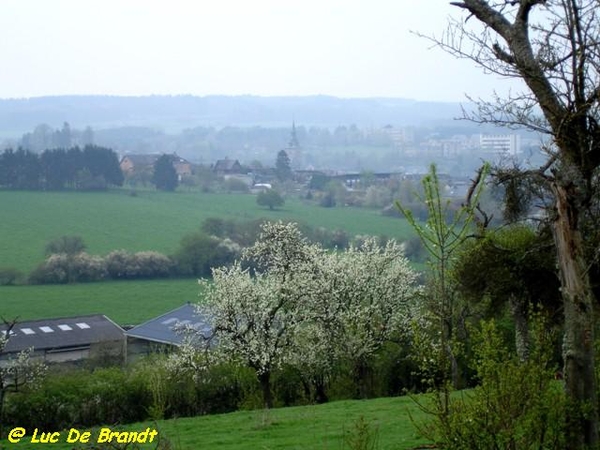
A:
[479,134,521,156]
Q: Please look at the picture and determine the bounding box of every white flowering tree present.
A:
[196,222,419,406]
[314,238,419,398]
[242,220,317,278]
[286,237,419,400]
[200,221,320,408]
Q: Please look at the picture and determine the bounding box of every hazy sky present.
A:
[0,0,523,102]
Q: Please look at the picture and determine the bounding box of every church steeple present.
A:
[288,121,300,148]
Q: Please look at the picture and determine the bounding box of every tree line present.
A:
[1,218,376,286]
[0,146,123,191]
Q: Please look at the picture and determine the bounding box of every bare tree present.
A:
[425,1,599,447]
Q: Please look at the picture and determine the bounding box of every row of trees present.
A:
[0,146,123,190]
[15,219,370,286]
[18,122,95,153]
[27,234,239,284]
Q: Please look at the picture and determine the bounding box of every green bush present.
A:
[173,232,240,277]
[418,319,566,450]
[223,177,250,193]
[5,360,249,430]
[5,368,148,430]
[256,189,285,210]
[343,416,380,450]
[320,191,336,207]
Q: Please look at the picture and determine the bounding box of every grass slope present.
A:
[0,279,200,325]
[1,190,413,273]
[5,397,430,450]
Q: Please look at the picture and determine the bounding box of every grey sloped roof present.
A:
[125,303,212,346]
[0,315,124,354]
[213,159,242,172]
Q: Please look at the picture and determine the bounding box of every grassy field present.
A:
[0,190,413,273]
[0,279,201,325]
[0,189,414,324]
[3,396,431,450]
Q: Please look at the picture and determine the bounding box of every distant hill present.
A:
[0,95,467,135]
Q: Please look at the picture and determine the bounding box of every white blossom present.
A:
[180,222,421,401]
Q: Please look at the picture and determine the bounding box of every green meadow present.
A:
[3,396,431,450]
[1,190,413,273]
[0,279,200,325]
[0,189,414,324]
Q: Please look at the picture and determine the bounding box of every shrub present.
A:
[364,185,392,208]
[29,254,70,284]
[5,368,148,430]
[29,253,107,284]
[417,318,566,450]
[320,191,336,207]
[173,232,240,277]
[344,416,380,450]
[256,189,285,210]
[223,177,250,193]
[105,250,173,280]
[69,252,107,282]
[132,251,173,278]
[201,217,228,238]
[105,249,133,279]
[0,267,23,285]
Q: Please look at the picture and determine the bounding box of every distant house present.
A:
[0,315,125,366]
[119,154,160,174]
[120,153,192,180]
[212,158,244,175]
[125,303,212,361]
[170,155,193,179]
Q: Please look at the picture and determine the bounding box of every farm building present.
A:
[212,158,244,175]
[0,315,125,366]
[125,303,212,362]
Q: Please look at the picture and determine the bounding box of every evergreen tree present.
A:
[275,150,292,182]
[82,145,124,188]
[152,154,178,191]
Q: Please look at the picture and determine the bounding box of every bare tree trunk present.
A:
[313,375,328,404]
[258,371,273,409]
[552,180,598,449]
[354,359,373,399]
[442,317,460,390]
[508,294,530,362]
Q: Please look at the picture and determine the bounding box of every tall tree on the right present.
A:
[436,2,599,447]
